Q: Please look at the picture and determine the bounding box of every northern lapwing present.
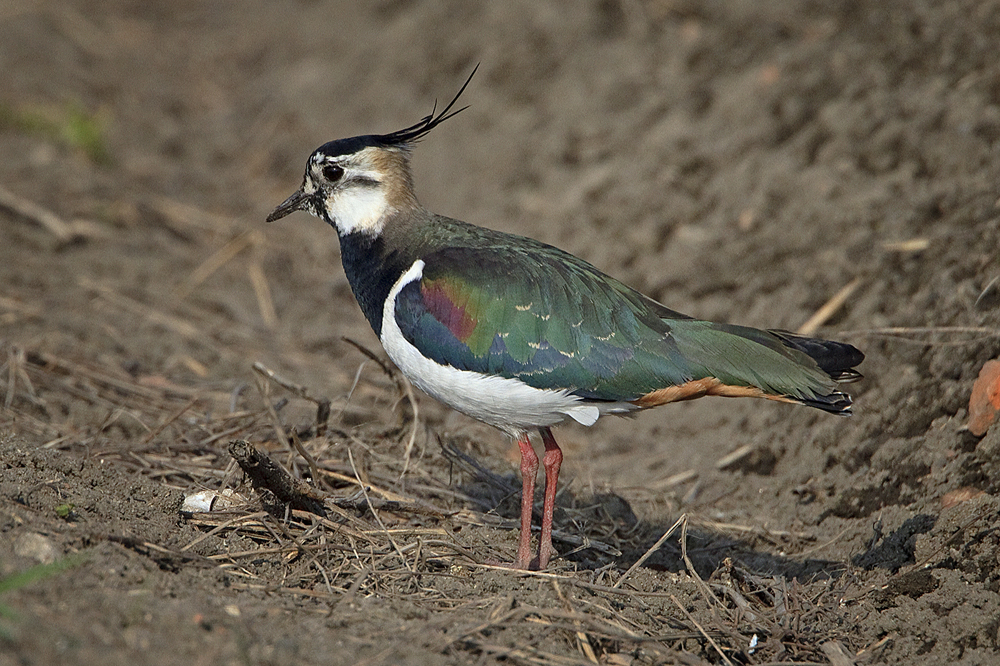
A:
[267,69,864,570]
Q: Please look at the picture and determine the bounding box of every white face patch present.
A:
[304,147,396,236]
[323,184,390,236]
[378,260,637,434]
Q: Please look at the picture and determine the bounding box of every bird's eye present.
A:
[322,164,344,182]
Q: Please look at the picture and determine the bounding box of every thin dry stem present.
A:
[614,514,685,588]
[796,278,861,336]
[0,183,82,245]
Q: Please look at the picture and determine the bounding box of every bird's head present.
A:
[267,66,477,237]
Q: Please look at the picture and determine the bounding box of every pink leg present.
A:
[537,427,563,569]
[514,433,538,569]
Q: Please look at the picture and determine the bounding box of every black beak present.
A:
[266,189,311,223]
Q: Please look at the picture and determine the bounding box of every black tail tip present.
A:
[801,390,854,416]
[770,329,864,384]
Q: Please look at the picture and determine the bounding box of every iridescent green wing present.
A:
[395,242,706,401]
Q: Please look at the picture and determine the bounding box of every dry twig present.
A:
[251,361,331,436]
[614,514,685,588]
[797,278,861,336]
[0,183,82,245]
[228,439,326,515]
[342,337,421,478]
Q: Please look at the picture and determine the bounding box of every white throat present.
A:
[325,186,391,236]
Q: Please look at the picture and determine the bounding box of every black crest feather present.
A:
[373,64,478,148]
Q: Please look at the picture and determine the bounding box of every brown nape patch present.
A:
[365,147,418,210]
[632,377,801,408]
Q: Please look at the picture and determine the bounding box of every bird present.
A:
[266,68,864,570]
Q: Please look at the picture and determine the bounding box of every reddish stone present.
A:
[968,359,1000,436]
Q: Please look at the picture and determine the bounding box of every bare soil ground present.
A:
[3,1,1000,664]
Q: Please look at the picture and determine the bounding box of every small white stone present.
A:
[13,532,58,564]
[181,489,246,513]
[181,490,218,513]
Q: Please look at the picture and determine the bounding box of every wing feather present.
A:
[392,219,850,406]
[394,243,693,401]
